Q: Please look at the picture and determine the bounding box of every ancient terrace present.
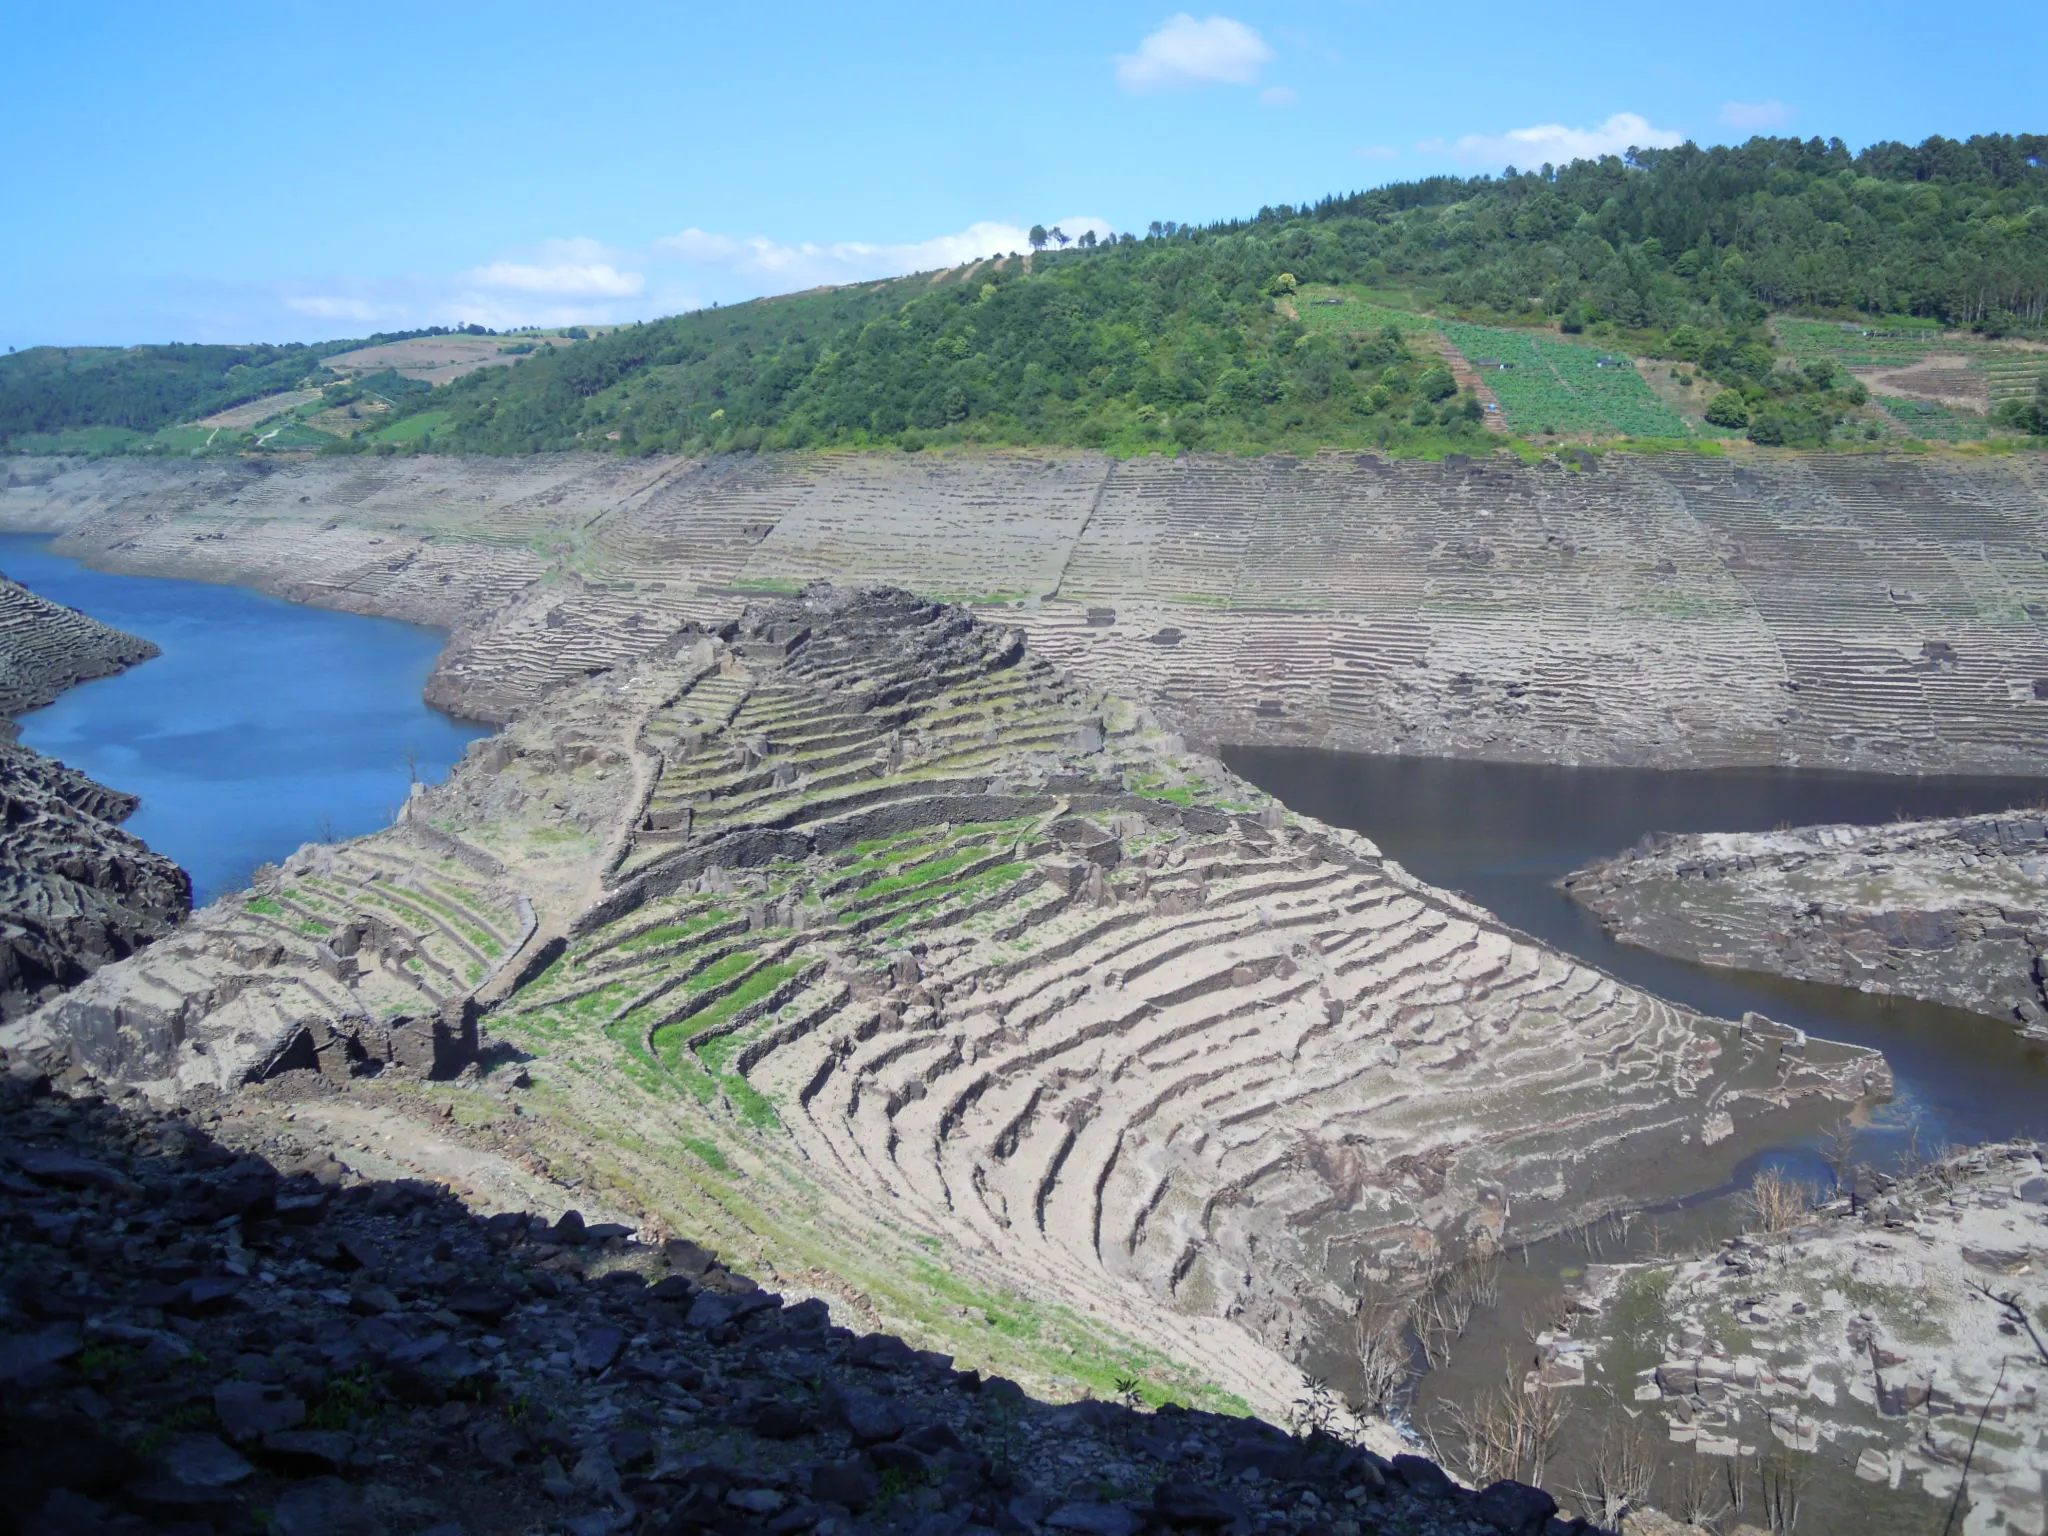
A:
[12,449,2048,775]
[21,588,1886,1414]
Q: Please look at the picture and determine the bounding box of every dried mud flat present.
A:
[3,587,1886,1433]
[1564,811,2048,1039]
[8,447,2048,774]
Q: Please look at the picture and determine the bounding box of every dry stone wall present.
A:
[10,449,2048,771]
[5,588,1888,1420]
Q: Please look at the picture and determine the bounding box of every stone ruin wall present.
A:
[10,448,2048,774]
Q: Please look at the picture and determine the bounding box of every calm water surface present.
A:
[1,534,487,903]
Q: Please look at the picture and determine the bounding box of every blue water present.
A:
[1,534,488,904]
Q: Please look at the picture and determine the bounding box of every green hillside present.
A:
[8,132,2047,458]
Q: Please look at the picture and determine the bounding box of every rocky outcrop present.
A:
[1562,1144,2048,1536]
[0,570,188,1019]
[0,743,191,1020]
[9,449,2048,773]
[0,1040,1591,1536]
[0,568,159,731]
[1563,813,2048,1037]
[9,586,1887,1425]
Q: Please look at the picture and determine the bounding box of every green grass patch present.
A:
[368,409,451,444]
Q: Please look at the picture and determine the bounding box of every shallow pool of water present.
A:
[1,534,487,904]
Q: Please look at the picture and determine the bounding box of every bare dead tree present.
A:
[1758,1454,1804,1533]
[1964,1281,2048,1364]
[1568,1413,1655,1529]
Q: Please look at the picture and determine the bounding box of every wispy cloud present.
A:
[654,217,1112,289]
[1353,145,1398,162]
[1115,14,1273,92]
[467,261,644,297]
[1719,99,1796,131]
[1258,86,1298,108]
[1419,111,1683,167]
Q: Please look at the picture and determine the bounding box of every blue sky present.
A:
[4,0,2042,349]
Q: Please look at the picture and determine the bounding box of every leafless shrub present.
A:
[1350,1302,1413,1417]
[1436,1358,1571,1489]
[1744,1168,1812,1235]
[1758,1454,1804,1533]
[1567,1413,1655,1529]
[1412,1250,1504,1368]
[1671,1451,1732,1528]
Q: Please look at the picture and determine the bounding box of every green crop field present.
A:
[1440,321,1692,437]
[367,409,451,444]
[1775,315,1952,369]
[1293,287,1437,337]
[1881,398,1991,441]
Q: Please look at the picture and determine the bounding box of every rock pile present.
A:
[1563,811,2048,1038]
[1561,1144,2048,1536]
[0,743,191,1020]
[0,1041,1580,1536]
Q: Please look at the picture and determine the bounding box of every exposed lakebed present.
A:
[1225,746,2048,1155]
[0,534,487,904]
[1227,746,2048,1530]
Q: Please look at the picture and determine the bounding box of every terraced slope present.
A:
[0,566,158,723]
[6,588,1885,1417]
[10,449,2048,772]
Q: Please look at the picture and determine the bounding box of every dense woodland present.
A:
[5,134,2045,456]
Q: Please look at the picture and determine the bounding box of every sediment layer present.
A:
[5,587,1887,1418]
[1563,812,2048,1037]
[9,448,2048,771]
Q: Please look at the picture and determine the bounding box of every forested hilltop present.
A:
[9,133,2048,459]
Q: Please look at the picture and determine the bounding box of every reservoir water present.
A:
[1224,746,2048,1156]
[1,534,487,904]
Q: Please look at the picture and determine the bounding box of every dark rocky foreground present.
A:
[0,1044,1576,1536]
[0,569,190,1019]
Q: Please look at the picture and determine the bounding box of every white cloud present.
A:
[1420,111,1683,167]
[1720,99,1796,131]
[653,217,1114,291]
[466,261,644,297]
[1258,86,1298,108]
[1115,14,1272,92]
[1353,144,1398,162]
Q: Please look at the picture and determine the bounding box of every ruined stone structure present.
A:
[6,588,1885,1419]
[9,449,2048,774]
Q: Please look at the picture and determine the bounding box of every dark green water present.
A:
[1,534,487,904]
